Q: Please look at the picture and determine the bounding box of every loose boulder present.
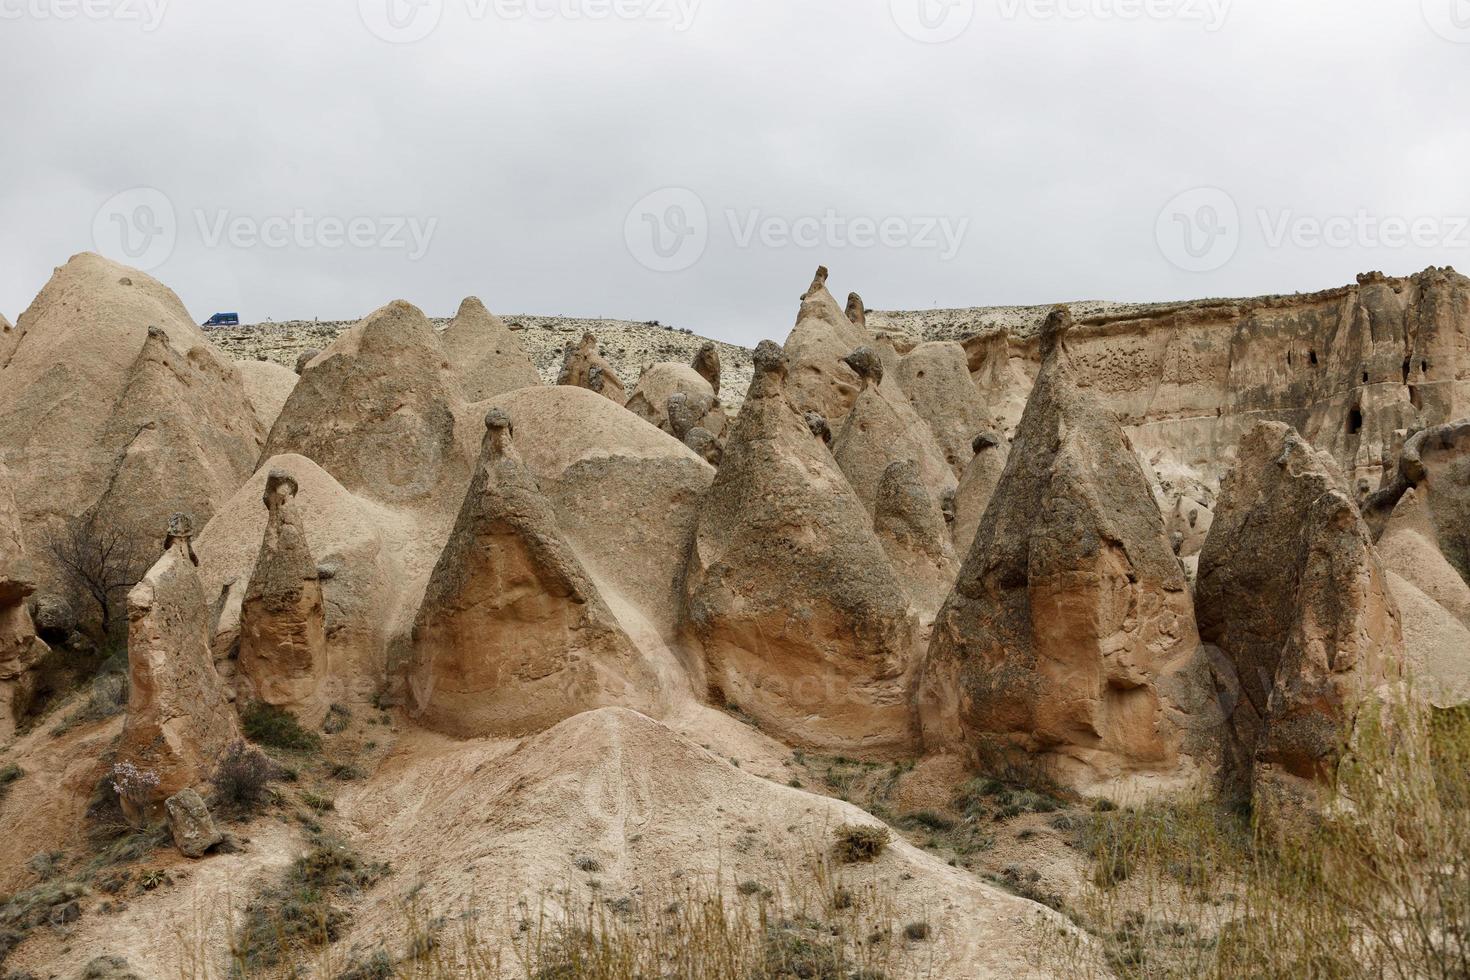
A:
[682,341,919,754]
[920,309,1222,795]
[164,788,222,858]
[409,410,658,737]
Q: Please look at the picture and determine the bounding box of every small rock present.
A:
[164,789,222,859]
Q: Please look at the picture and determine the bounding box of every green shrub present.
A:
[0,763,22,803]
[242,703,321,753]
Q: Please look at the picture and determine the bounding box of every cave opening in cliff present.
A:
[1309,350,1319,366]
[1349,406,1364,435]
[1404,358,1412,384]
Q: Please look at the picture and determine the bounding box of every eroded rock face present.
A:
[0,463,47,738]
[832,348,956,516]
[440,296,541,402]
[263,301,467,511]
[1197,422,1406,814]
[895,342,990,476]
[625,363,725,440]
[691,342,722,398]
[920,309,1222,795]
[873,460,959,621]
[950,432,1008,560]
[239,471,327,717]
[682,341,919,755]
[120,518,239,821]
[0,254,263,593]
[781,268,871,421]
[1363,419,1470,581]
[409,410,657,737]
[557,333,626,403]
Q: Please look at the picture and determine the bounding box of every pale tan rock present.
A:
[120,517,239,821]
[164,788,222,858]
[846,292,867,328]
[0,463,47,739]
[874,460,959,621]
[409,409,658,737]
[439,296,541,402]
[239,471,328,717]
[263,301,468,512]
[920,309,1223,795]
[195,455,403,704]
[895,341,990,475]
[1378,487,1470,628]
[556,332,626,403]
[294,348,320,375]
[1197,422,1406,815]
[624,362,725,439]
[479,385,715,655]
[0,311,16,368]
[0,255,263,593]
[781,267,870,420]
[832,349,956,516]
[682,341,919,755]
[1387,571,1470,708]
[235,359,297,432]
[691,341,721,399]
[1166,494,1214,559]
[950,432,1007,559]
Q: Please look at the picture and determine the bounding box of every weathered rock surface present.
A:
[409,410,658,737]
[920,309,1223,795]
[119,519,239,820]
[895,341,990,475]
[164,788,222,858]
[263,300,468,512]
[439,296,541,402]
[556,332,626,403]
[239,470,328,717]
[235,359,298,433]
[682,342,918,754]
[781,268,870,421]
[0,254,264,594]
[832,349,956,515]
[873,460,959,621]
[950,432,1008,560]
[0,463,47,738]
[195,455,403,704]
[1197,422,1406,814]
[624,362,726,440]
[691,341,722,398]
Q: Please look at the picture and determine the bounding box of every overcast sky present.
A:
[1,0,1467,345]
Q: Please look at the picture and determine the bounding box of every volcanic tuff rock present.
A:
[1197,422,1406,816]
[691,341,722,397]
[781,267,871,421]
[438,296,541,402]
[832,348,957,516]
[409,409,658,737]
[950,432,1008,560]
[0,463,47,739]
[196,455,404,703]
[0,254,263,594]
[920,308,1224,795]
[873,459,959,621]
[239,470,328,718]
[682,341,919,754]
[557,332,627,403]
[235,358,298,434]
[624,362,726,440]
[894,341,991,475]
[119,517,239,821]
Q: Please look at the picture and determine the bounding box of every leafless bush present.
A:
[43,511,151,640]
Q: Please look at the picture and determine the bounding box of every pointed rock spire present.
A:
[782,266,872,420]
[240,470,328,716]
[409,408,656,737]
[119,513,239,823]
[440,296,541,402]
[557,332,626,403]
[919,307,1222,794]
[682,341,919,753]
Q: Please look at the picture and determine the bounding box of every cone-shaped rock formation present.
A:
[440,296,541,402]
